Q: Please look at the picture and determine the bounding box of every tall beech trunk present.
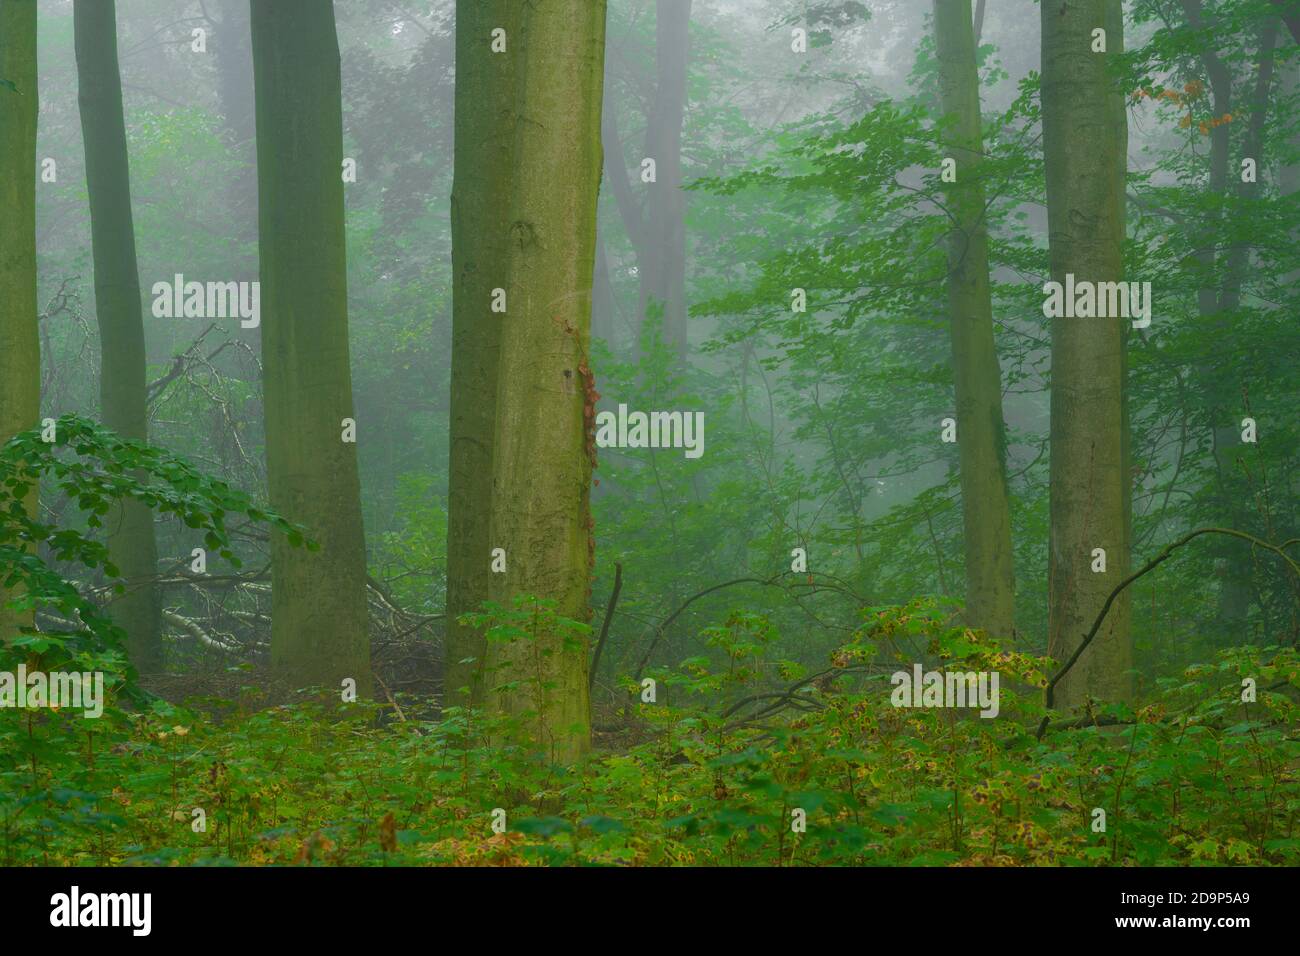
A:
[0,0,38,643]
[932,0,1015,639]
[251,0,370,692]
[484,0,607,762]
[75,0,163,672]
[1042,0,1133,708]
[445,0,519,706]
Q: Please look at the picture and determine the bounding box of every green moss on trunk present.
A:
[484,0,608,762]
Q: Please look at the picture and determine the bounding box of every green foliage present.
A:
[3,601,1294,867]
[14,0,1296,870]
[0,414,303,694]
[0,416,321,862]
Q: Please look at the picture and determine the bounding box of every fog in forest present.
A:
[1,0,1297,878]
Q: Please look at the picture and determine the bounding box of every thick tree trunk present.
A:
[0,0,39,643]
[932,0,1015,639]
[74,0,164,672]
[484,0,607,762]
[250,0,370,693]
[445,0,519,706]
[1042,0,1133,708]
[637,0,691,362]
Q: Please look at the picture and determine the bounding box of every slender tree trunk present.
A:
[1213,22,1279,638]
[1270,0,1300,43]
[1181,2,1279,639]
[250,0,370,692]
[1108,0,1133,645]
[601,74,644,267]
[1281,51,1300,199]
[1042,0,1133,708]
[932,0,1015,639]
[592,234,616,346]
[74,0,163,672]
[636,0,690,361]
[598,64,644,358]
[1180,0,1244,632]
[0,0,39,643]
[484,0,607,762]
[212,0,255,152]
[210,0,258,244]
[445,0,519,706]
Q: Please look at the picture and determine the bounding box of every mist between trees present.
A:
[0,0,1296,868]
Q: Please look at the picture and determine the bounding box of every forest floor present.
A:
[3,602,1296,867]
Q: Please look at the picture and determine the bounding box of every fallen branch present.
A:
[720,664,882,730]
[162,608,241,653]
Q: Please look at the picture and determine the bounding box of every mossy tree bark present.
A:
[1042,0,1133,709]
[0,0,38,643]
[445,0,520,708]
[484,0,608,762]
[251,0,370,693]
[932,0,1015,639]
[74,0,163,672]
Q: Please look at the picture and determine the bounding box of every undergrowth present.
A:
[2,599,1296,867]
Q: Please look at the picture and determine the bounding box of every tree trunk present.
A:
[1213,22,1279,639]
[74,0,164,672]
[1042,0,1133,708]
[212,0,256,152]
[0,0,39,643]
[445,0,519,706]
[1281,51,1300,199]
[931,0,1015,639]
[592,234,616,346]
[250,0,370,693]
[637,0,691,362]
[210,0,258,245]
[484,0,607,762]
[1180,2,1278,640]
[1108,0,1133,649]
